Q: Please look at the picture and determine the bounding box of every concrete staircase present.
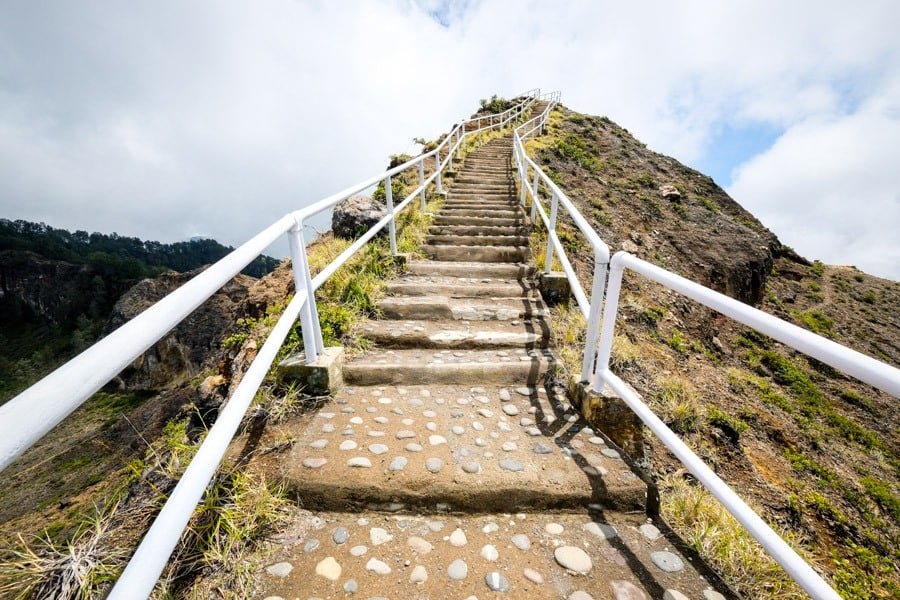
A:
[255,134,728,599]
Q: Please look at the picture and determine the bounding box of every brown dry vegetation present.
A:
[528,105,899,598]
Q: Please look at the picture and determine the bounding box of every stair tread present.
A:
[359,318,551,349]
[253,507,714,600]
[377,295,545,321]
[277,383,645,513]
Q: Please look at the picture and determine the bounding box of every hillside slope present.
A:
[530,105,898,597]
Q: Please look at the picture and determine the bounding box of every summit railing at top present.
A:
[0,90,540,598]
[513,92,899,600]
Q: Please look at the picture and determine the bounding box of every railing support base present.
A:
[277,346,345,395]
[571,379,646,463]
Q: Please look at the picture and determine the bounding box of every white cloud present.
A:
[0,0,897,277]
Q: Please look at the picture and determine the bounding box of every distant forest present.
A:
[0,218,280,279]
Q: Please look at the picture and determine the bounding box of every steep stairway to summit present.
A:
[253,133,729,599]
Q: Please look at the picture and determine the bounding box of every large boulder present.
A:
[331,194,387,240]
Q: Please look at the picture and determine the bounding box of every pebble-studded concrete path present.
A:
[254,129,731,598]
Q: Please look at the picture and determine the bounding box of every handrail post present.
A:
[592,260,625,388]
[288,221,324,363]
[457,123,465,159]
[544,191,558,274]
[580,250,609,382]
[519,162,528,207]
[385,175,397,255]
[418,160,426,211]
[435,152,443,194]
[530,169,539,220]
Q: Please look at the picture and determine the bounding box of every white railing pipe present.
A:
[0,214,295,473]
[597,368,841,600]
[107,291,306,599]
[594,252,900,398]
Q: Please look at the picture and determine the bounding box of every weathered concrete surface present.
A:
[377,295,545,321]
[425,244,527,263]
[255,510,726,600]
[343,349,557,385]
[278,346,345,394]
[386,275,534,298]
[360,318,550,349]
[279,384,645,512]
[406,260,533,279]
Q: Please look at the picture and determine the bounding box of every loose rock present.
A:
[365,557,391,575]
[332,527,349,545]
[650,551,684,572]
[266,562,293,577]
[449,528,468,547]
[447,558,468,580]
[485,571,510,592]
[407,536,433,554]
[410,564,428,584]
[314,556,341,581]
[511,534,531,550]
[370,527,393,546]
[523,567,544,584]
[302,457,327,469]
[480,544,499,561]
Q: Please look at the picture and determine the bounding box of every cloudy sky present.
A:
[1,1,898,279]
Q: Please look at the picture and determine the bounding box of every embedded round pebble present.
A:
[480,544,499,561]
[545,522,564,535]
[555,546,592,573]
[650,551,684,572]
[407,536,433,554]
[410,564,428,584]
[501,441,518,452]
[532,443,552,454]
[388,456,408,471]
[583,522,617,539]
[339,440,358,451]
[516,387,532,395]
[523,567,544,584]
[663,590,689,600]
[266,562,293,577]
[343,579,358,593]
[447,558,468,580]
[396,429,415,439]
[569,592,594,600]
[500,459,524,472]
[309,439,328,449]
[449,528,468,547]
[426,457,444,473]
[314,556,341,580]
[406,443,423,452]
[482,522,499,533]
[485,571,509,592]
[303,538,320,553]
[349,545,367,556]
[347,457,372,468]
[462,461,481,473]
[332,527,349,545]
[588,436,605,445]
[499,389,511,401]
[502,404,519,416]
[511,534,531,550]
[610,580,647,600]
[428,435,447,446]
[302,457,327,469]
[601,448,621,459]
[427,520,444,532]
[369,443,388,455]
[365,558,391,575]
[451,425,465,435]
[703,589,726,600]
[370,527,392,545]
[639,523,661,540]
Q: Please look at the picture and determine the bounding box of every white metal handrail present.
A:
[0,91,537,597]
[511,91,610,383]
[513,94,900,599]
[103,92,537,598]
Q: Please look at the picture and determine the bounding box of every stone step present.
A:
[447,190,516,197]
[451,184,513,192]
[252,508,718,600]
[406,261,533,279]
[435,208,523,219]
[428,225,524,237]
[426,235,529,247]
[386,276,534,297]
[454,175,512,184]
[276,383,645,511]
[433,215,524,227]
[343,350,556,385]
[425,244,527,263]
[360,319,550,349]
[377,296,545,321]
[458,167,509,175]
[441,201,519,210]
